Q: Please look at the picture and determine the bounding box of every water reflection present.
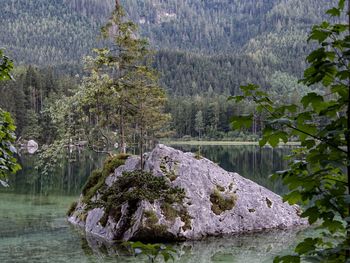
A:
[2,151,105,196]
[0,145,300,263]
[77,227,306,263]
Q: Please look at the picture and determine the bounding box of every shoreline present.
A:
[162,140,301,146]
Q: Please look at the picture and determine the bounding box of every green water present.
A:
[0,145,306,263]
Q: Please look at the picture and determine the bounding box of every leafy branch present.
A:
[231,1,350,261]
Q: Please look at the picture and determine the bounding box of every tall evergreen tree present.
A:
[90,3,170,156]
[195,110,204,139]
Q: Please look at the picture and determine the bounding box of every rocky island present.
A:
[67,145,306,242]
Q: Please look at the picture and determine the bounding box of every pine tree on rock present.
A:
[79,3,169,161]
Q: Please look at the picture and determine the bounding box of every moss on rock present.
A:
[160,157,178,182]
[144,210,159,226]
[67,201,78,216]
[216,184,225,192]
[210,188,237,215]
[81,154,128,204]
[160,202,192,231]
[179,207,192,231]
[161,202,178,222]
[78,211,88,222]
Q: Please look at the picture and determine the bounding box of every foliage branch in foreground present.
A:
[0,50,20,186]
[0,50,13,81]
[0,109,21,187]
[231,0,350,261]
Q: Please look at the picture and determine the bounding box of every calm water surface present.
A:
[0,145,307,263]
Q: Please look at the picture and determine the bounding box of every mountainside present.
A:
[0,0,336,67]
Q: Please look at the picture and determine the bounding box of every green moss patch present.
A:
[210,188,237,215]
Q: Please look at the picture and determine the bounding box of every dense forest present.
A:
[0,0,334,62]
[0,0,337,140]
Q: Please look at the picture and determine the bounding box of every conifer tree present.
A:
[90,3,170,158]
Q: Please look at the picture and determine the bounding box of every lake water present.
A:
[0,145,307,263]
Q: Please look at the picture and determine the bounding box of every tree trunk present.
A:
[140,125,144,171]
[120,107,126,154]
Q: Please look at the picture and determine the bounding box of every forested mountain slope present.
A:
[0,0,335,66]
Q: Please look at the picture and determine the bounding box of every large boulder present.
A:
[68,144,306,241]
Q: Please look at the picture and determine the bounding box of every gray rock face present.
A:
[68,144,306,241]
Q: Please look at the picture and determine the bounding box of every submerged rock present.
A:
[27,139,38,154]
[68,144,306,242]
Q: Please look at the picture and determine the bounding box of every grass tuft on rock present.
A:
[161,203,178,222]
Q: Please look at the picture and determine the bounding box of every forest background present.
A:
[0,0,336,143]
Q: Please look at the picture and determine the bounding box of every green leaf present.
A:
[307,48,326,63]
[295,238,319,255]
[308,28,331,43]
[301,92,324,112]
[326,7,341,17]
[322,219,344,233]
[283,191,302,205]
[259,137,268,147]
[338,0,345,10]
[230,115,253,130]
[270,118,292,126]
[268,131,288,147]
[228,95,245,102]
[274,255,300,263]
[302,207,320,224]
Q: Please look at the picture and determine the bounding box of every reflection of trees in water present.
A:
[3,146,291,196]
[3,151,105,196]
[173,145,291,195]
